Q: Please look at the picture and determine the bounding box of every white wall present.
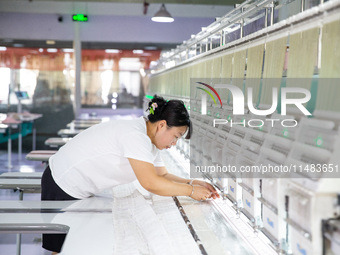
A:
[0,1,234,45]
[0,12,216,44]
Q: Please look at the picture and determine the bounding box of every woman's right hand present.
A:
[189,185,212,201]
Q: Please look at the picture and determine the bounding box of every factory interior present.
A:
[0,0,340,254]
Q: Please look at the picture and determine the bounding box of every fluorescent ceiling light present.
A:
[152,4,174,23]
[144,46,157,50]
[63,48,74,53]
[133,50,144,54]
[105,49,120,53]
[47,48,58,53]
[46,40,55,45]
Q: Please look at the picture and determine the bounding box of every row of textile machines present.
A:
[150,92,340,255]
[145,0,340,253]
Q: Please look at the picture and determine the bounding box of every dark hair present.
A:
[147,95,192,139]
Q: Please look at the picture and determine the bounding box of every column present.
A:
[73,22,82,118]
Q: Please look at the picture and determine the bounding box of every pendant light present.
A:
[151,4,174,23]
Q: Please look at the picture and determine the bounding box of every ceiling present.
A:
[0,0,243,50]
[17,0,242,7]
[0,0,241,17]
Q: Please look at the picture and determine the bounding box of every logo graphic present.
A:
[196,82,222,115]
[245,199,251,208]
[297,244,307,255]
[195,82,312,116]
[267,218,274,228]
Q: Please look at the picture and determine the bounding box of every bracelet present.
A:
[188,183,194,198]
[187,179,194,185]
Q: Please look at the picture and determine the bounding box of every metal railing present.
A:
[151,0,323,72]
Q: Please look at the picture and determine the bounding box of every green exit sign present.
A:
[72,14,88,22]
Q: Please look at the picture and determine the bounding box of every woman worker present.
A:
[41,94,219,254]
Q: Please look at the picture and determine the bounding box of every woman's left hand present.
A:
[192,180,220,199]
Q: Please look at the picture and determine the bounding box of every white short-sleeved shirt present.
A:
[49,117,164,198]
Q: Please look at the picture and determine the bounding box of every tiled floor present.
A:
[0,149,50,255]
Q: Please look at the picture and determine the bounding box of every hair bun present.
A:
[146,94,192,139]
[148,95,166,115]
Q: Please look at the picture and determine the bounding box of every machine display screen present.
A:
[15,91,29,100]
